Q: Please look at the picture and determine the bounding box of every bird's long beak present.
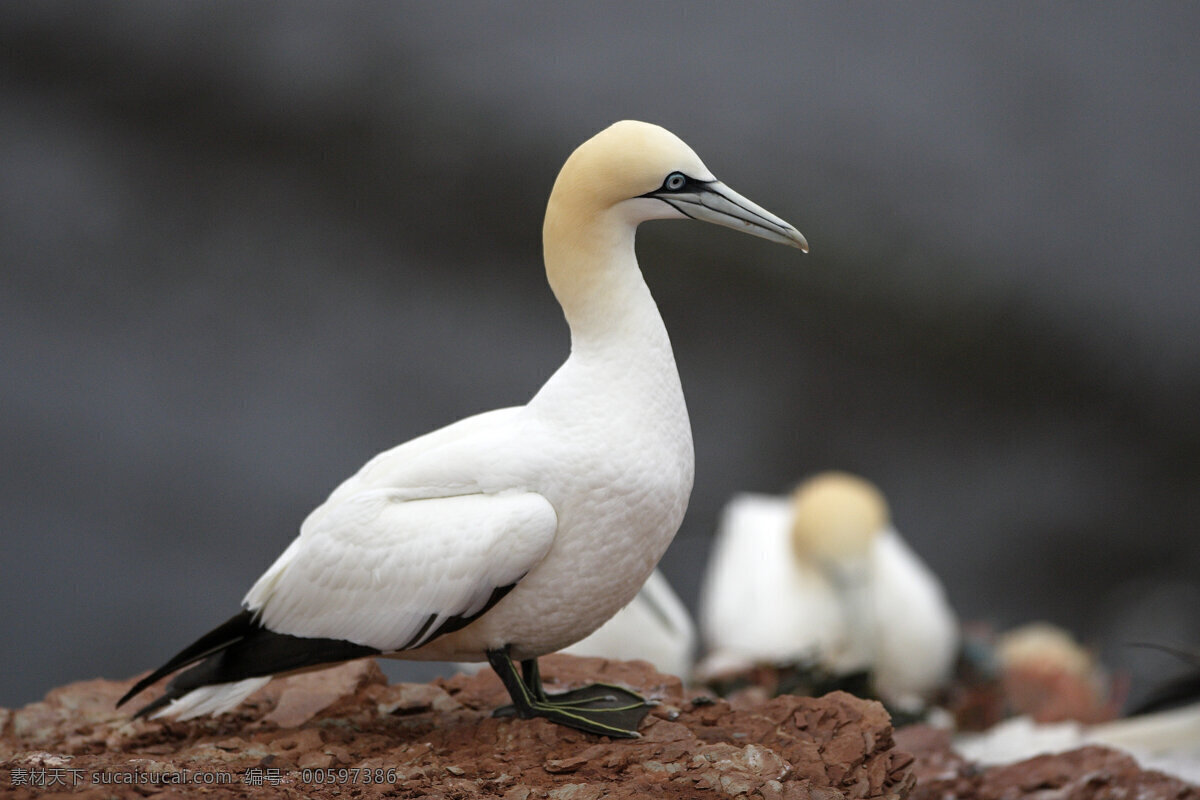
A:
[652,180,808,252]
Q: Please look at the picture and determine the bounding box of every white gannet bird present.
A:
[562,568,697,680]
[118,121,806,738]
[698,472,958,709]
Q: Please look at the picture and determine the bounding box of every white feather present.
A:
[563,569,696,679]
[151,678,270,721]
[869,528,959,704]
[246,489,558,651]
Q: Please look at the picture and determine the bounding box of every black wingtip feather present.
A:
[121,580,521,717]
[120,611,382,716]
[117,610,259,708]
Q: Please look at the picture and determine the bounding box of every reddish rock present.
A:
[261,658,384,727]
[2,655,915,798]
[2,654,1190,799]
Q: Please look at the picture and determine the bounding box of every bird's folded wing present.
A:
[242,489,557,652]
[699,494,791,644]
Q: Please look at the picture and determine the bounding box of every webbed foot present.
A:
[487,649,652,738]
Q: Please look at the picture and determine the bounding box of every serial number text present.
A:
[300,768,399,784]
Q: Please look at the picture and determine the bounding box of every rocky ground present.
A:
[1,655,1195,799]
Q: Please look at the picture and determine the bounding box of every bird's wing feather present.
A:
[870,528,958,696]
[243,489,557,652]
[700,493,844,661]
[700,494,792,645]
[337,407,524,500]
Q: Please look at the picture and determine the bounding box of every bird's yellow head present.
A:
[790,472,889,564]
[554,121,711,210]
[548,121,808,251]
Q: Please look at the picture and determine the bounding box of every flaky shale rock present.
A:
[1,655,912,799]
[4,656,1195,798]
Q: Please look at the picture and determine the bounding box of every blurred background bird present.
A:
[697,472,958,712]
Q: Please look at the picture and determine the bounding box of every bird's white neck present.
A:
[528,198,689,452]
[542,201,670,356]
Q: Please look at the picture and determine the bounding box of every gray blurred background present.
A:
[3,3,1198,710]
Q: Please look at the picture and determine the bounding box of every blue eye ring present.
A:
[664,172,687,191]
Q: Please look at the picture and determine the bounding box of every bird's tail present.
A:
[118,608,380,719]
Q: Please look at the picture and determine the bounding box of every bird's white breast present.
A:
[409,329,694,661]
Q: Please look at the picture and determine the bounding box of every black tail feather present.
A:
[118,610,259,708]
[120,609,381,717]
[130,692,175,720]
[120,580,521,718]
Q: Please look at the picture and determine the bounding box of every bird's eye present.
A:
[663,172,687,191]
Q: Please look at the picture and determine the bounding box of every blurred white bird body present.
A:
[120,121,806,735]
[699,474,957,706]
[700,494,845,666]
[868,527,961,703]
[563,568,697,679]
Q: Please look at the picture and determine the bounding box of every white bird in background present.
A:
[562,568,696,680]
[993,621,1115,722]
[119,121,807,738]
[698,471,958,710]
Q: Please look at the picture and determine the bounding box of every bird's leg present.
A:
[520,658,549,702]
[487,647,652,738]
[520,658,640,708]
[487,647,539,718]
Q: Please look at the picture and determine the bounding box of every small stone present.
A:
[264,660,382,727]
[298,750,334,770]
[757,778,785,800]
[269,728,323,753]
[641,718,694,742]
[548,782,604,800]
[213,737,251,752]
[377,682,457,715]
[544,756,586,774]
[642,760,683,775]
